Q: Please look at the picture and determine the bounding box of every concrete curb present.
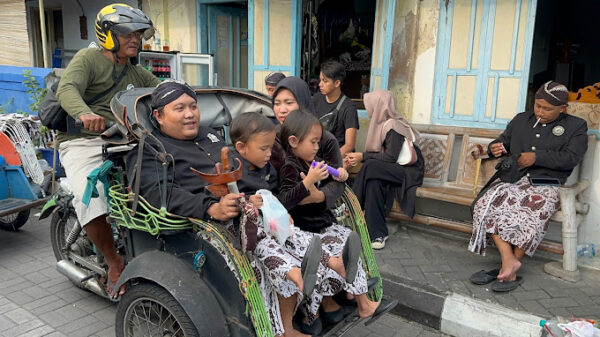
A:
[381,271,545,337]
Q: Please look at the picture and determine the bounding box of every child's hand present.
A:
[249,194,263,209]
[304,161,329,185]
[333,167,348,182]
[298,183,326,204]
[288,214,294,225]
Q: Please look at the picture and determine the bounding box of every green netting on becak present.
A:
[333,185,383,302]
[188,218,273,337]
[108,184,193,234]
[108,184,274,336]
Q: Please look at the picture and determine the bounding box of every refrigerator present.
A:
[138,51,215,87]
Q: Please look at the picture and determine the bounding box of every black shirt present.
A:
[235,154,279,195]
[126,127,235,220]
[311,92,359,148]
[278,153,344,233]
[489,111,587,184]
[363,129,403,162]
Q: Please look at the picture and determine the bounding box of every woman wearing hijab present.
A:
[271,77,396,335]
[468,81,587,292]
[270,76,345,176]
[346,90,425,250]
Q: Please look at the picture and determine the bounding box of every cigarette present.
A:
[533,117,541,129]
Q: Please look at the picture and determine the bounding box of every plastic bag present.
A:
[256,189,291,245]
[558,321,600,337]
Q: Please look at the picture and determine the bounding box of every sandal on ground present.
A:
[469,269,500,285]
[301,236,322,298]
[342,232,362,284]
[491,276,523,292]
[364,299,399,326]
[300,316,322,335]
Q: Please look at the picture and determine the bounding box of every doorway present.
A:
[28,7,64,68]
[527,0,600,109]
[301,0,376,101]
[207,3,248,88]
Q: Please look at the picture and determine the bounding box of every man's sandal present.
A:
[469,269,500,285]
[105,277,126,301]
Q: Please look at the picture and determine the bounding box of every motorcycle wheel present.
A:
[0,210,30,231]
[50,210,80,262]
[116,283,199,337]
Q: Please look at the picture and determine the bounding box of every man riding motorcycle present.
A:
[56,3,160,298]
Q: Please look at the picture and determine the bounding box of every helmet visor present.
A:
[112,23,155,40]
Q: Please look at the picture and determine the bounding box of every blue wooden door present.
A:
[433,0,538,128]
[208,5,248,88]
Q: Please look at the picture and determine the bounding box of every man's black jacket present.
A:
[126,127,236,220]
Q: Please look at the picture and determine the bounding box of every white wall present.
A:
[62,0,138,52]
[27,0,137,66]
[410,0,439,124]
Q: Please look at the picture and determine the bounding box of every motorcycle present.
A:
[40,87,384,337]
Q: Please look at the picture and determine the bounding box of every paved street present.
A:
[0,213,448,337]
[380,220,600,320]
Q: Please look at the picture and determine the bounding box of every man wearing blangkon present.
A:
[56,4,160,298]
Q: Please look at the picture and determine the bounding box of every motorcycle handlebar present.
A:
[74,119,115,128]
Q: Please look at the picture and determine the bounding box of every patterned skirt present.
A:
[468,176,560,257]
[253,224,324,336]
[301,224,368,323]
[219,218,369,333]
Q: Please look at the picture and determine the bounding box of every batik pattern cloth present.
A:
[469,176,560,257]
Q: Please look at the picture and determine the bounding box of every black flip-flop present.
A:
[342,232,362,284]
[300,316,323,335]
[321,306,345,324]
[301,236,322,298]
[491,276,523,292]
[105,277,125,302]
[364,298,398,326]
[367,277,380,291]
[469,269,500,285]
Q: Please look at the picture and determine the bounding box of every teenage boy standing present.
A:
[312,61,359,157]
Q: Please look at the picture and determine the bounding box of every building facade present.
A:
[17,0,600,247]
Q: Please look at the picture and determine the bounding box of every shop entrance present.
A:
[300,0,376,101]
[528,0,600,109]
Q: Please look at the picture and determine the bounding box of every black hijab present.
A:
[272,76,316,113]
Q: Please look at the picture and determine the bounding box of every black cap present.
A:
[151,80,197,109]
[265,72,286,86]
[535,81,569,106]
